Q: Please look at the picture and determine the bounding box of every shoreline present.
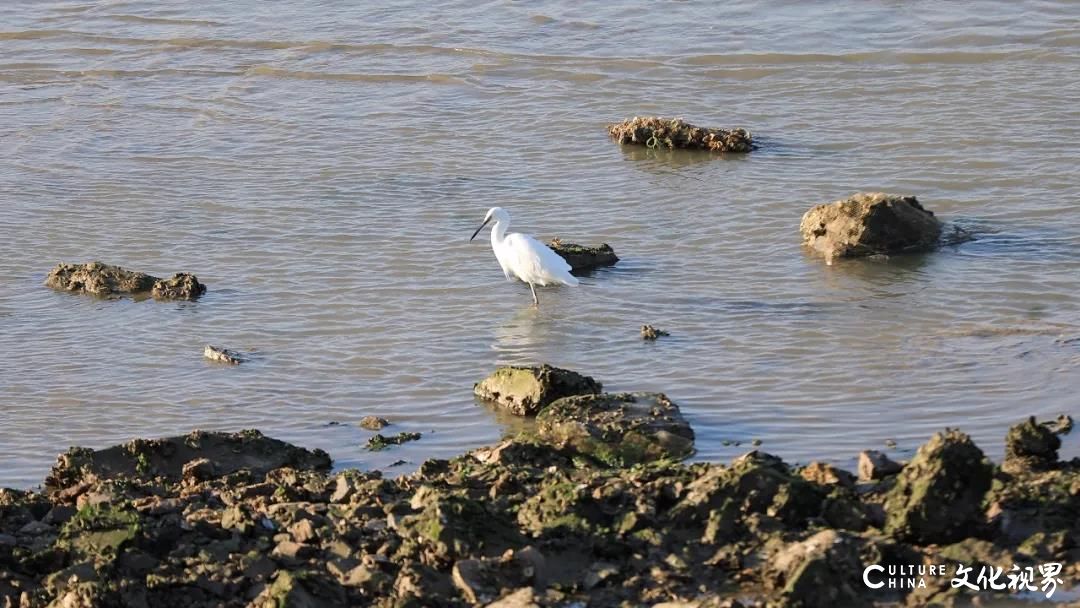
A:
[1,414,1075,607]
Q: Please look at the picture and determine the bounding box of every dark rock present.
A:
[44,430,331,492]
[486,587,541,608]
[44,262,205,300]
[474,364,601,417]
[608,117,754,153]
[767,530,865,608]
[799,193,943,263]
[673,452,824,534]
[1003,416,1061,473]
[547,240,619,272]
[857,450,902,481]
[884,430,993,544]
[399,489,521,561]
[536,392,694,466]
[271,540,317,565]
[799,462,855,489]
[359,416,390,431]
[451,548,540,604]
[365,432,421,451]
[181,458,216,483]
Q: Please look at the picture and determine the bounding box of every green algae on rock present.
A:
[536,392,695,466]
[884,429,993,544]
[2,418,1079,607]
[45,261,206,301]
[365,432,421,451]
[546,239,619,272]
[1002,415,1065,474]
[474,364,601,417]
[608,116,754,153]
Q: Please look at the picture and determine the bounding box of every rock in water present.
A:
[607,117,754,153]
[45,261,156,296]
[536,392,695,466]
[884,429,992,544]
[799,193,942,263]
[359,416,390,431]
[640,325,669,340]
[474,364,602,417]
[1002,416,1061,473]
[204,345,245,365]
[45,261,205,300]
[151,272,206,300]
[547,240,619,271]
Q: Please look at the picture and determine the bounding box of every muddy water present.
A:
[2,1,1078,487]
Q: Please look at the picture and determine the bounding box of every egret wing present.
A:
[504,233,578,286]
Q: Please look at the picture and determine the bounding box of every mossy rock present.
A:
[58,504,141,560]
[399,489,521,560]
[884,429,993,544]
[536,392,694,467]
[474,364,601,417]
[1003,416,1061,473]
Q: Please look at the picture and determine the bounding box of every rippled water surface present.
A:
[2,1,1079,487]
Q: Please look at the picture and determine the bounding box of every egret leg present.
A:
[529,283,539,307]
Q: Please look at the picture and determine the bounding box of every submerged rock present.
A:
[45,261,205,300]
[884,429,993,544]
[640,325,670,341]
[547,239,619,272]
[358,416,390,431]
[536,392,694,466]
[203,345,245,365]
[474,364,601,417]
[799,193,943,263]
[365,432,421,451]
[608,117,754,153]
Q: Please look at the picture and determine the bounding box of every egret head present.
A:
[470,207,510,241]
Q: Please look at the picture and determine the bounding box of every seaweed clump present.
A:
[608,116,754,152]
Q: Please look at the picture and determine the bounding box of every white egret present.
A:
[470,207,578,306]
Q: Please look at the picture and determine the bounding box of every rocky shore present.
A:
[0,384,1075,607]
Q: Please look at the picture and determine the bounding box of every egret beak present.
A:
[470,217,491,241]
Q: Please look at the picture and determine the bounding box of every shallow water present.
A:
[2,0,1079,488]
